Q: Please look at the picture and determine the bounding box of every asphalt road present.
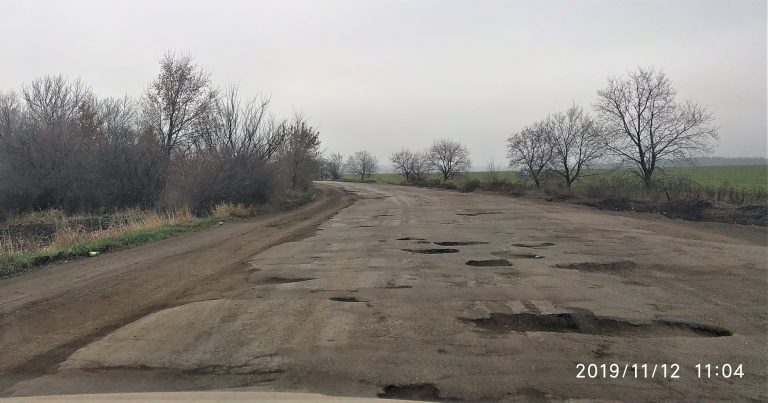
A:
[1,182,766,400]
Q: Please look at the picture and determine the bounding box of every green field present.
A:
[343,165,768,190]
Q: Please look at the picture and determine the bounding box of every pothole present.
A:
[492,251,544,259]
[556,261,637,272]
[378,383,441,401]
[511,242,555,248]
[253,277,315,285]
[385,282,413,289]
[434,241,489,246]
[415,240,431,244]
[329,296,367,302]
[466,259,512,267]
[457,211,502,216]
[397,237,426,241]
[460,311,731,337]
[403,248,459,254]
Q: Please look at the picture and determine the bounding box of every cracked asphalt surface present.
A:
[1,181,766,400]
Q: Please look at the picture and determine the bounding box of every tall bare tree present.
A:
[507,119,553,188]
[346,150,378,181]
[280,114,321,190]
[143,53,217,159]
[595,67,717,188]
[547,105,605,189]
[428,139,471,181]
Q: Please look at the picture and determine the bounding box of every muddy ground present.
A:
[0,182,766,400]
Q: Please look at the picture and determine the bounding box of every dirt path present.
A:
[0,185,353,391]
[1,182,766,400]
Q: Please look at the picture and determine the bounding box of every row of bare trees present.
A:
[508,67,717,189]
[315,151,379,182]
[507,104,604,189]
[0,53,323,215]
[390,139,472,182]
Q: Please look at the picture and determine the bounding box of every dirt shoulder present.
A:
[0,185,354,391]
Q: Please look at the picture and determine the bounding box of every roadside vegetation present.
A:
[0,189,319,278]
[0,53,325,276]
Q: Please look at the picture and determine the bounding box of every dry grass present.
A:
[0,188,320,278]
[0,208,194,256]
[212,203,253,219]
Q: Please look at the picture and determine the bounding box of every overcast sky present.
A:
[1,0,766,167]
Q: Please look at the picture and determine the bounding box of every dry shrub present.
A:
[212,203,253,219]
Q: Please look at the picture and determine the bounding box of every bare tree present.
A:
[390,149,417,182]
[22,75,93,127]
[196,86,281,160]
[142,52,217,159]
[547,104,605,189]
[346,150,378,181]
[391,149,433,182]
[410,152,433,182]
[595,67,717,188]
[428,139,471,181]
[325,152,345,180]
[280,114,322,190]
[507,119,553,188]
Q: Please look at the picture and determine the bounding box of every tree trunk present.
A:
[643,174,653,189]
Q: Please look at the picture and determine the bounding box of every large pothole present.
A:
[378,383,441,401]
[329,296,367,303]
[466,259,512,267]
[461,311,731,337]
[253,277,315,285]
[403,248,459,254]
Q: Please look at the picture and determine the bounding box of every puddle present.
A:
[556,261,636,272]
[403,248,459,254]
[492,251,544,259]
[511,242,555,248]
[378,383,441,401]
[466,259,512,267]
[434,241,489,246]
[461,310,731,337]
